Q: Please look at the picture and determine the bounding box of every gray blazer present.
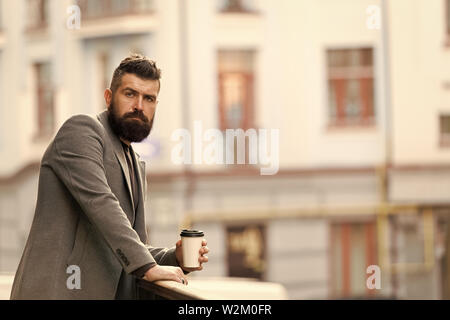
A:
[10,110,178,299]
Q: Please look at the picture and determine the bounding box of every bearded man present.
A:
[10,54,209,300]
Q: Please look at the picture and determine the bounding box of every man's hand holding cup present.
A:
[175,229,209,273]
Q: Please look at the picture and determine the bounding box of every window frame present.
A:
[326,47,376,128]
[218,71,254,132]
[34,62,55,139]
[26,0,49,31]
[439,114,450,147]
[329,221,378,299]
[447,0,450,38]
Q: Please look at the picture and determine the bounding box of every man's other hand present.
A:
[142,265,188,285]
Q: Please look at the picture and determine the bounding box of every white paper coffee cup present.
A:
[180,229,204,268]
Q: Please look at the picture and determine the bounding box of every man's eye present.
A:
[146,97,154,102]
[125,92,134,97]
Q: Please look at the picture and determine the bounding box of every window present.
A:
[218,50,254,131]
[35,63,54,138]
[99,52,110,92]
[330,221,377,298]
[440,115,450,147]
[447,0,450,36]
[0,53,2,150]
[26,0,49,30]
[98,52,110,111]
[218,0,255,13]
[0,1,2,30]
[218,51,256,167]
[77,0,154,20]
[327,48,375,126]
[437,213,450,299]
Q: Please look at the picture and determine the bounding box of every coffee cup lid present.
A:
[180,229,204,237]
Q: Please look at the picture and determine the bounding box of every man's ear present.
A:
[104,88,112,109]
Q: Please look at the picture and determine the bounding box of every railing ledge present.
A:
[137,279,208,300]
[137,277,289,300]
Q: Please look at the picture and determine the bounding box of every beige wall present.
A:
[390,0,450,165]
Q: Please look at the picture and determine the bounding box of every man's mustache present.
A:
[122,110,149,123]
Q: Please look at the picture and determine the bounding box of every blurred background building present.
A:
[0,0,450,299]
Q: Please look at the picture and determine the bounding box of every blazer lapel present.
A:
[138,160,146,193]
[113,146,135,213]
[98,111,135,213]
[130,150,147,241]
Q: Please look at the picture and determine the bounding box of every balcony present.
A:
[74,0,157,39]
[78,0,154,20]
[0,273,287,300]
[218,0,257,14]
[137,277,288,300]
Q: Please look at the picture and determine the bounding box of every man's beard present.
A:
[107,101,154,143]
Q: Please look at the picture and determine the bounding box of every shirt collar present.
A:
[120,141,131,153]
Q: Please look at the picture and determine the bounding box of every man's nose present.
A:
[134,96,144,111]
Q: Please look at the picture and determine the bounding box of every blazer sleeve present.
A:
[49,114,156,274]
[145,245,179,267]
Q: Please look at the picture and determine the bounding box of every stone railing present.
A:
[137,277,289,300]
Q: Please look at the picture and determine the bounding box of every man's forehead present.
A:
[119,73,159,94]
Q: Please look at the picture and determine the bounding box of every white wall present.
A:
[282,0,384,168]
[390,0,450,165]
